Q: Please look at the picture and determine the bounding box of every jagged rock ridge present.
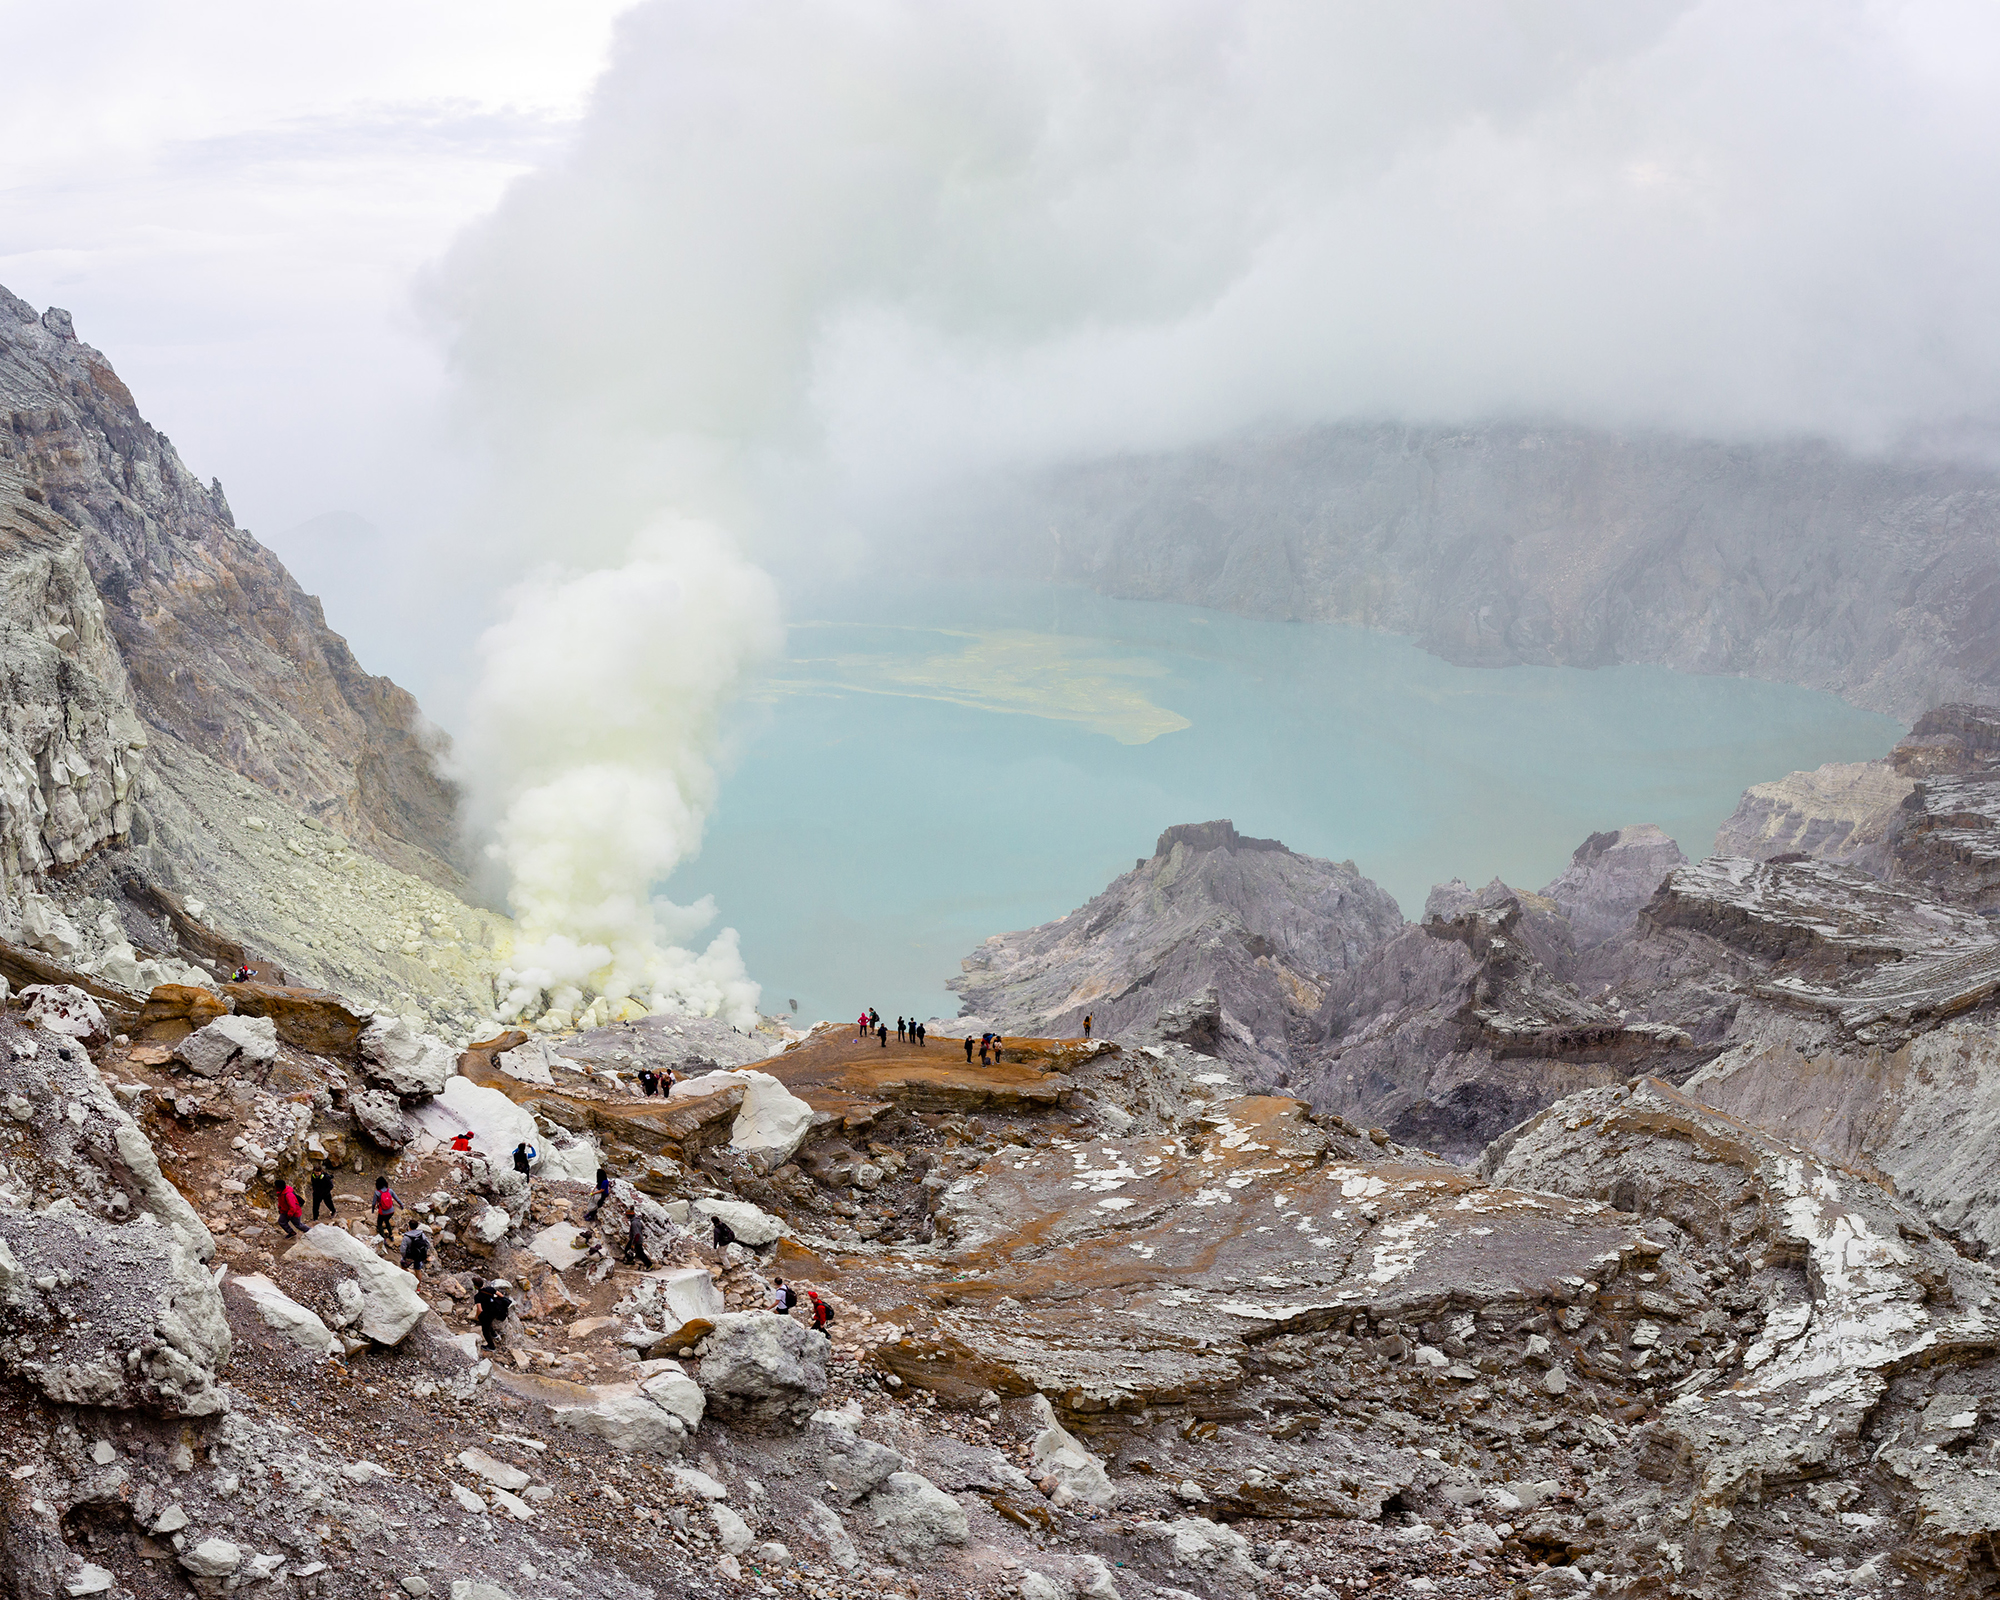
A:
[948,819,1403,1085]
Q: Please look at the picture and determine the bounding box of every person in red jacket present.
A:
[277,1180,306,1238]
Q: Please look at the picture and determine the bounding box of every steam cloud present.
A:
[457,521,782,1031]
[433,0,2000,1024]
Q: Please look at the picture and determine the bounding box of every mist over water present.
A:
[667,581,1901,1026]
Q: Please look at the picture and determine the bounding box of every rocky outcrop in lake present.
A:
[948,820,1403,1086]
[946,421,2000,721]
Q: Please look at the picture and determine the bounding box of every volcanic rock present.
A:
[695,1311,829,1421]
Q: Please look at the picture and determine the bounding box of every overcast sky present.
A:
[7,1,2000,723]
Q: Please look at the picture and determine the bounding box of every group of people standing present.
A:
[853,1007,931,1048]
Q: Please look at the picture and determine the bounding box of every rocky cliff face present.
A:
[0,288,461,890]
[947,820,1404,1085]
[951,421,2000,720]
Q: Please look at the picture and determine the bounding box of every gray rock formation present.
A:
[949,820,1403,1085]
[695,1311,830,1421]
[944,420,2000,720]
[0,287,462,889]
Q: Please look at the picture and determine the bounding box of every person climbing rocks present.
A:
[586,1166,611,1220]
[373,1176,398,1242]
[626,1211,654,1269]
[771,1277,798,1314]
[400,1219,430,1279]
[637,1068,657,1096]
[232,964,253,983]
[1083,1014,1093,1040]
[877,1022,888,1048]
[896,1016,906,1042]
[512,1141,536,1186]
[711,1215,737,1250]
[964,1035,974,1064]
[277,1180,306,1238]
[473,1279,513,1349]
[806,1288,833,1331]
[309,1163,336,1221]
[449,1130,474,1155]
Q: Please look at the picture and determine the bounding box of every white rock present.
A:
[467,1206,511,1246]
[20,896,80,959]
[1017,1573,1065,1600]
[488,1487,534,1521]
[865,1471,970,1552]
[696,1311,829,1419]
[359,1015,458,1098]
[550,1390,688,1454]
[231,1273,337,1356]
[449,1584,519,1600]
[456,1449,531,1492]
[529,1223,588,1271]
[172,1013,277,1078]
[803,1499,859,1571]
[450,1483,488,1515]
[180,1538,242,1578]
[657,1266,725,1326]
[1029,1394,1115,1507]
[641,1368,707,1429]
[712,1502,754,1555]
[21,986,103,1040]
[690,1197,786,1248]
[152,1504,189,1534]
[496,1040,556,1087]
[341,1460,393,1483]
[290,1225,428,1344]
[672,1467,729,1500]
[673,1069,813,1165]
[65,1564,114,1596]
[411,1076,537,1164]
[753,1540,790,1567]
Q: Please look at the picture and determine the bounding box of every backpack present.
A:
[405,1233,429,1265]
[712,1218,737,1248]
[782,1285,798,1310]
[376,1188,397,1215]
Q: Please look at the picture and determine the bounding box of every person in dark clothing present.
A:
[979,1036,989,1066]
[877,1023,888,1048]
[1083,1014,1093,1040]
[626,1212,654,1269]
[373,1176,398,1242]
[916,1022,925,1047]
[868,1007,879,1030]
[586,1166,611,1220]
[473,1280,513,1349]
[637,1068,656,1095]
[896,1016,906,1042]
[400,1220,431,1279]
[964,1035,974,1064]
[277,1181,306,1237]
[309,1164,336,1221]
[512,1142,536,1185]
[712,1216,737,1250]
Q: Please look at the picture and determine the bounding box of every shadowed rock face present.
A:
[942,421,2000,721]
[948,821,1404,1088]
[0,287,461,890]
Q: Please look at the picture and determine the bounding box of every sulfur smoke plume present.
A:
[457,521,782,1032]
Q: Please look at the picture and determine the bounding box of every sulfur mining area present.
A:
[11,284,2000,1600]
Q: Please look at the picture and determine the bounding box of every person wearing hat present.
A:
[473,1279,513,1350]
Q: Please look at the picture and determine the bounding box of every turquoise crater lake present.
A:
[669,580,1902,1028]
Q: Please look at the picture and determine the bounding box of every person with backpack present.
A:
[625,1210,655,1269]
[637,1068,657,1096]
[877,1022,888,1048]
[277,1180,306,1238]
[400,1219,431,1279]
[806,1288,832,1332]
[512,1141,537,1186]
[373,1176,398,1243]
[915,1021,925,1048]
[771,1277,798,1314]
[1083,1014,1093,1040]
[473,1279,513,1349]
[309,1164,336,1222]
[586,1166,611,1220]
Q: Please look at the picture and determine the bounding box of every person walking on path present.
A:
[771,1277,797,1314]
[1083,1014,1093,1040]
[473,1279,513,1349]
[915,1021,925,1047]
[856,1012,869,1042]
[309,1164,336,1221]
[373,1177,398,1243]
[964,1035,974,1064]
[626,1211,655,1269]
[278,1181,306,1238]
[979,1035,990,1066]
[512,1141,537,1188]
[586,1166,611,1220]
[807,1288,833,1332]
[400,1220,431,1280]
[868,1007,880,1031]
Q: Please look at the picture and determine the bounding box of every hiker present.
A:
[979,1036,990,1067]
[449,1130,474,1155]
[916,1021,926,1047]
[373,1177,398,1242]
[512,1141,536,1186]
[309,1163,336,1221]
[277,1180,306,1238]
[877,1022,888,1048]
[637,1068,657,1096]
[626,1210,655,1269]
[806,1288,833,1332]
[400,1219,431,1279]
[586,1166,611,1220]
[711,1215,737,1250]
[868,1007,880,1031]
[964,1035,974,1064]
[771,1277,798,1314]
[232,964,252,983]
[473,1279,513,1349]
[896,1016,906,1042]
[1083,1014,1093,1040]
[856,1012,869,1042]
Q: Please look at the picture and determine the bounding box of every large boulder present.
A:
[659,1267,724,1325]
[221,982,366,1057]
[865,1472,970,1554]
[690,1197,785,1248]
[20,985,106,1042]
[289,1225,428,1344]
[227,1273,336,1357]
[172,1014,278,1079]
[350,1089,415,1150]
[358,1015,457,1100]
[822,1425,905,1505]
[0,1208,230,1414]
[411,1076,539,1167]
[672,1070,813,1167]
[696,1311,829,1421]
[1028,1394,1115,1507]
[550,1387,691,1454]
